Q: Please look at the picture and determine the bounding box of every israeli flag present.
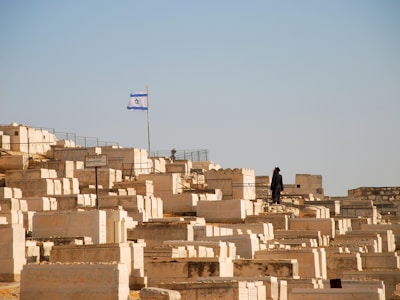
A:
[127,93,148,110]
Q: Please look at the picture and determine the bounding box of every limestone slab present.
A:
[32,210,107,244]
[20,262,129,300]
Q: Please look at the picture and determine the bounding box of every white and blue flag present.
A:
[127,93,148,110]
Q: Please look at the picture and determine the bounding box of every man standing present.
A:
[170,148,176,162]
[271,167,283,204]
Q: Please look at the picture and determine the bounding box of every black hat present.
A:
[275,167,280,172]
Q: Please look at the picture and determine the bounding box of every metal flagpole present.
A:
[146,85,151,154]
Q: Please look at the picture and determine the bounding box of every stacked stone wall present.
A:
[348,187,400,201]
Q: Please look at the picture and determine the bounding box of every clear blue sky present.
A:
[1,1,399,196]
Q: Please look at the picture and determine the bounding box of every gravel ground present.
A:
[0,282,20,300]
[0,283,141,300]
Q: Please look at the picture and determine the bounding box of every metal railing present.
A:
[0,124,120,148]
[50,129,119,147]
[149,149,209,162]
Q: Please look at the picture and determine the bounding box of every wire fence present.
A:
[44,129,120,147]
[149,149,209,162]
[60,133,120,147]
[4,125,121,148]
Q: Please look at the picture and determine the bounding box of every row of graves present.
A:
[0,126,400,299]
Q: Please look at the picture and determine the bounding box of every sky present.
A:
[1,1,399,196]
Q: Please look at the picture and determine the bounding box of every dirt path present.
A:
[0,283,141,300]
[0,282,20,299]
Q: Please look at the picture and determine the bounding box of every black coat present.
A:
[271,173,283,191]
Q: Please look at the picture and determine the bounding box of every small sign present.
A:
[85,154,107,168]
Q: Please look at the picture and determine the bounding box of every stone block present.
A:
[0,187,14,200]
[205,168,256,200]
[299,206,329,218]
[334,278,385,292]
[343,269,400,299]
[19,200,28,212]
[127,222,194,248]
[361,252,400,270]
[285,278,320,297]
[6,168,56,181]
[6,178,55,197]
[349,217,372,230]
[345,231,387,252]
[208,277,279,300]
[23,211,34,233]
[219,223,274,242]
[326,252,362,279]
[156,197,163,218]
[150,196,161,218]
[13,188,23,199]
[199,234,259,259]
[20,262,129,300]
[37,160,75,178]
[60,178,71,195]
[289,218,335,238]
[274,229,323,246]
[290,287,385,300]
[104,209,137,243]
[144,257,233,286]
[0,210,24,226]
[25,240,40,263]
[255,248,323,279]
[144,246,187,260]
[25,197,51,211]
[159,280,236,300]
[164,240,233,259]
[32,210,107,244]
[331,235,379,253]
[193,224,214,240]
[166,160,192,175]
[114,180,153,197]
[245,213,290,230]
[280,280,288,300]
[49,197,57,210]
[334,218,352,235]
[129,240,146,277]
[0,224,26,281]
[54,194,94,210]
[99,147,151,177]
[50,243,132,273]
[234,259,299,278]
[341,200,377,223]
[140,287,181,300]
[0,134,11,150]
[361,223,400,251]
[52,179,62,195]
[99,195,144,210]
[197,199,246,223]
[69,178,80,194]
[0,198,20,211]
[252,199,264,215]
[198,192,221,201]
[0,155,28,172]
[53,146,101,162]
[138,173,182,196]
[127,208,147,223]
[75,168,118,189]
[162,193,199,214]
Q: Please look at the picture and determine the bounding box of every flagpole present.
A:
[146,85,151,154]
